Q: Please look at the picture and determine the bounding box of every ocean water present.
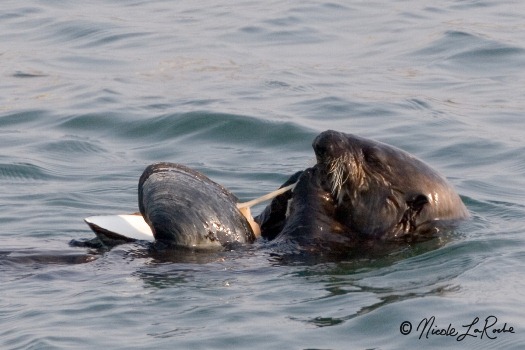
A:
[1,1,524,349]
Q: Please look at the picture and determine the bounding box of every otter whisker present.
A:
[326,155,349,199]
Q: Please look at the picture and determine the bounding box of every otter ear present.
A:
[407,194,429,212]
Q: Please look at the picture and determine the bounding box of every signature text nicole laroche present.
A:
[399,315,515,341]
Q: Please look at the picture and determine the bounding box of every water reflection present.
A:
[0,249,97,269]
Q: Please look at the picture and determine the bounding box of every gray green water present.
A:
[1,1,524,349]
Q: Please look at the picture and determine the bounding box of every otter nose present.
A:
[312,130,344,161]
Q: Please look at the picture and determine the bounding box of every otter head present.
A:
[312,130,469,240]
[313,130,433,239]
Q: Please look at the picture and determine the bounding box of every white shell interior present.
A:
[85,215,154,241]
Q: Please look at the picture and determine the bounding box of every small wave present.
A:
[114,111,310,147]
[0,110,47,128]
[12,71,48,78]
[57,112,125,132]
[42,138,108,157]
[410,30,525,74]
[0,162,53,182]
[35,16,152,51]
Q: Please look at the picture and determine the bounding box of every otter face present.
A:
[313,130,385,205]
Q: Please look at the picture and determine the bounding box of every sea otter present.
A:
[256,130,469,247]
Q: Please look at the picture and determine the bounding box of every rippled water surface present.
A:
[1,1,524,349]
